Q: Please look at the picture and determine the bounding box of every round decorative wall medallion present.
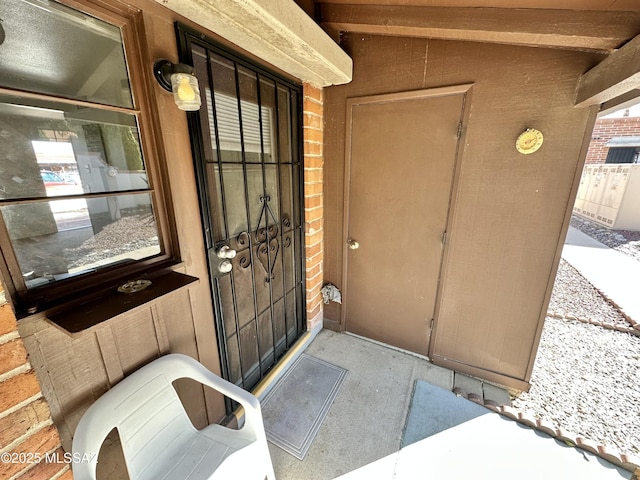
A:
[516,128,544,155]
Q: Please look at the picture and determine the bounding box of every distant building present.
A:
[586,106,640,165]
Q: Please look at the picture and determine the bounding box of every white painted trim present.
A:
[154,0,352,87]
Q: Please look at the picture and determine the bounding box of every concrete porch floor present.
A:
[269,330,633,480]
[268,329,511,480]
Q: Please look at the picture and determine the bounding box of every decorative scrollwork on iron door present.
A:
[234,231,252,270]
[255,195,280,283]
[258,238,279,283]
[282,213,291,230]
[237,197,294,283]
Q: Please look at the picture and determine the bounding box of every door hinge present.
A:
[457,121,463,138]
[442,230,447,245]
[430,319,435,330]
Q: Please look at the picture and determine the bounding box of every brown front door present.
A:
[343,86,469,356]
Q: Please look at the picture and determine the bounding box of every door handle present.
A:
[218,259,233,274]
[217,245,237,259]
[347,239,360,250]
[214,245,235,275]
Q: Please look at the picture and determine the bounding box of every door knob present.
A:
[347,239,360,250]
[218,260,233,274]
[217,245,237,259]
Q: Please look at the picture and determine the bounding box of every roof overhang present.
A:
[152,0,352,87]
[319,4,640,53]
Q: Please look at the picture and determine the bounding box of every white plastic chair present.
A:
[72,353,275,480]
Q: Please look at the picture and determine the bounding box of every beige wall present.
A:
[323,34,600,387]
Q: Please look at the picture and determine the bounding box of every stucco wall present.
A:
[323,34,600,387]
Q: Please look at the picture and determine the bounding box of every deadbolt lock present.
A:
[217,245,237,259]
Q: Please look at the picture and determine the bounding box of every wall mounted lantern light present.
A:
[153,60,201,111]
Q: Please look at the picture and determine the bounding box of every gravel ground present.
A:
[513,317,640,456]
[571,215,640,262]
[513,232,640,457]
[64,213,159,269]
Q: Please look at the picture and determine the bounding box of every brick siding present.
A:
[585,117,640,164]
[303,84,324,331]
[0,301,71,480]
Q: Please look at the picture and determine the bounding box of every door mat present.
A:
[261,353,348,460]
[401,380,489,448]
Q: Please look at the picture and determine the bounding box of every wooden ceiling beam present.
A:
[576,35,640,108]
[319,4,640,52]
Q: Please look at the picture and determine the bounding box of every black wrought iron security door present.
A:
[178,26,306,392]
